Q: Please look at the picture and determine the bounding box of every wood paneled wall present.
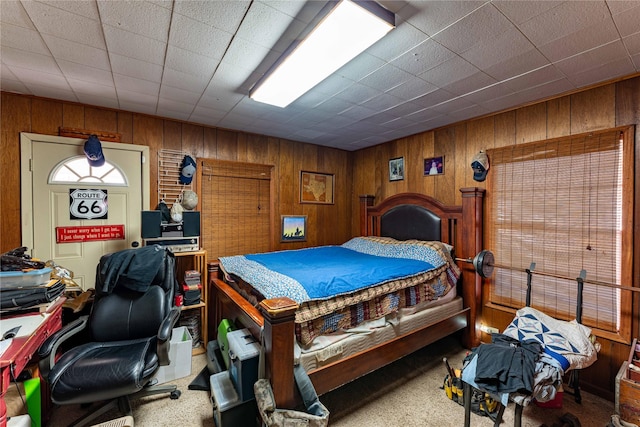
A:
[0,92,353,255]
[351,75,640,400]
[2,74,639,399]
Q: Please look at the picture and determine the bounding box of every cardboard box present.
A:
[153,326,192,384]
[618,338,640,424]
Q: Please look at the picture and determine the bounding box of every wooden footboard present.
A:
[207,188,484,408]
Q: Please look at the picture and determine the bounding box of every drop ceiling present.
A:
[2,1,639,151]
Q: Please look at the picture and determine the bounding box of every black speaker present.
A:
[183,211,200,237]
[141,210,162,238]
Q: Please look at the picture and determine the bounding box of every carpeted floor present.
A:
[43,336,615,427]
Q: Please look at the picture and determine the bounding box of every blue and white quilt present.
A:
[503,306,599,371]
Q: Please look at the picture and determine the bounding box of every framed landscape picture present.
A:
[300,171,334,204]
[389,157,404,181]
[281,215,307,242]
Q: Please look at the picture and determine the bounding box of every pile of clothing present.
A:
[462,307,599,407]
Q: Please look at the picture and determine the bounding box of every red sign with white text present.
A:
[56,225,125,243]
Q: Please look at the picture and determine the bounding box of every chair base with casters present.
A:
[69,381,181,427]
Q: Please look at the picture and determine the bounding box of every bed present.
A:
[207,188,485,408]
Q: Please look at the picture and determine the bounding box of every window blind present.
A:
[199,159,272,260]
[487,128,632,339]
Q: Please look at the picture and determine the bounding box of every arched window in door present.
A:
[48,156,127,186]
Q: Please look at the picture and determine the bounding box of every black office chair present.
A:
[38,245,182,427]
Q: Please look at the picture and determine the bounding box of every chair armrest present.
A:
[38,315,89,378]
[157,307,181,366]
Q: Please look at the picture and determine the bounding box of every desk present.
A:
[0,298,65,425]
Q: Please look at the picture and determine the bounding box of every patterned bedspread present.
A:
[219,237,461,345]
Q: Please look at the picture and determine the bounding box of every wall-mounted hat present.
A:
[84,134,105,167]
[471,150,489,182]
[179,155,196,184]
[181,190,198,210]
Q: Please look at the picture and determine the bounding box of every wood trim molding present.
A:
[59,127,122,142]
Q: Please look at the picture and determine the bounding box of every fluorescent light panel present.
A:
[250,0,395,108]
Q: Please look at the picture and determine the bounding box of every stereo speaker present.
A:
[183,211,201,237]
[141,210,162,238]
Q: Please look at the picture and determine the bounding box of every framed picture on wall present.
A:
[389,157,404,181]
[281,215,307,242]
[300,171,334,204]
[424,156,444,176]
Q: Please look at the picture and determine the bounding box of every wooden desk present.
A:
[0,298,65,425]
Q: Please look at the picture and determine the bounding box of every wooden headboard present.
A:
[359,189,485,347]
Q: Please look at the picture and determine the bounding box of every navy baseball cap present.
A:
[84,135,105,167]
[471,150,489,182]
[179,155,196,184]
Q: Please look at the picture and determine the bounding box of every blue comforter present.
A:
[219,238,446,303]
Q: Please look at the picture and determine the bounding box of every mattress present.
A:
[297,294,464,372]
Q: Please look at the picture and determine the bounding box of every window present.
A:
[486,127,634,343]
[49,156,127,185]
[199,159,272,259]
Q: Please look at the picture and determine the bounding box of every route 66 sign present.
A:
[69,189,108,220]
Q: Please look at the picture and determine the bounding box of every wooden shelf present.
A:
[174,250,207,357]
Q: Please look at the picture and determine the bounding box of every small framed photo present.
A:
[424,156,444,176]
[300,171,334,204]
[281,215,307,242]
[389,157,404,181]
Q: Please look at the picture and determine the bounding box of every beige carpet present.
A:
[44,336,615,427]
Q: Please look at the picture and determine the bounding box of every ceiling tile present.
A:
[611,3,640,37]
[419,56,479,87]
[537,21,619,62]
[174,0,250,34]
[164,45,219,78]
[1,46,59,74]
[0,1,36,30]
[103,26,167,65]
[492,1,563,25]
[517,1,612,46]
[168,13,233,60]
[21,1,103,48]
[554,40,629,76]
[401,1,486,37]
[98,0,171,41]
[359,64,413,92]
[566,57,636,87]
[159,84,202,106]
[391,39,456,77]
[1,23,49,55]
[42,34,110,70]
[162,68,210,94]
[432,3,514,54]
[502,64,565,92]
[109,53,163,82]
[57,60,114,86]
[113,73,160,96]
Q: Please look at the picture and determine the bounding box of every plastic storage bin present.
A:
[227,328,260,402]
[0,268,52,288]
[207,340,226,375]
[153,327,192,384]
[210,371,256,427]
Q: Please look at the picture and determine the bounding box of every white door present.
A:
[20,133,150,290]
